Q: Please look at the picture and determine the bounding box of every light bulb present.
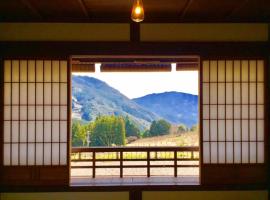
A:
[131,0,144,22]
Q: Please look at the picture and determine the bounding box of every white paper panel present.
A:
[52,60,60,82]
[249,60,256,82]
[218,105,225,119]
[12,60,19,82]
[226,60,233,82]
[28,60,35,82]
[4,106,11,120]
[60,106,67,120]
[36,60,43,82]
[234,120,241,141]
[210,105,217,119]
[52,83,60,104]
[60,60,68,82]
[20,121,27,142]
[249,105,256,119]
[234,105,241,119]
[234,142,241,163]
[44,60,52,82]
[203,105,209,119]
[210,142,217,163]
[203,120,209,141]
[28,106,35,120]
[242,120,249,141]
[36,143,43,165]
[218,83,225,104]
[203,83,209,104]
[249,142,256,163]
[36,106,43,120]
[36,83,43,104]
[28,83,35,104]
[226,83,233,104]
[44,106,51,120]
[4,83,11,104]
[202,61,209,82]
[249,83,256,104]
[4,121,11,142]
[233,60,241,82]
[210,83,217,104]
[60,143,67,165]
[210,120,217,141]
[242,105,248,119]
[234,83,241,104]
[225,105,233,119]
[20,83,27,104]
[218,60,225,82]
[257,142,264,163]
[257,105,264,119]
[257,120,264,141]
[44,121,52,142]
[242,142,249,163]
[241,60,249,82]
[44,83,51,104]
[12,121,19,142]
[44,143,51,165]
[19,143,27,165]
[210,60,217,82]
[28,121,35,142]
[4,144,11,165]
[20,60,27,82]
[226,142,233,163]
[28,143,35,165]
[218,142,225,163]
[12,83,19,105]
[60,83,67,104]
[241,83,249,104]
[11,143,19,165]
[12,106,19,120]
[36,121,43,142]
[60,121,67,142]
[52,121,60,142]
[52,106,59,120]
[52,143,59,165]
[250,120,256,141]
[257,60,264,82]
[203,142,210,163]
[218,120,225,141]
[226,120,233,141]
[4,60,11,82]
[20,106,27,120]
[257,83,264,104]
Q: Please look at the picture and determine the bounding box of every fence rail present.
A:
[71,146,199,178]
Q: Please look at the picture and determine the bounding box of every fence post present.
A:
[120,151,123,178]
[147,151,150,177]
[174,150,177,177]
[92,151,96,178]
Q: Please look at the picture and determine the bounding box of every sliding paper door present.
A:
[201,59,267,185]
[1,59,70,186]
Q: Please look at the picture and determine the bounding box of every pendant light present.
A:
[131,0,144,22]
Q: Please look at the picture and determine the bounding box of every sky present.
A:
[73,65,198,99]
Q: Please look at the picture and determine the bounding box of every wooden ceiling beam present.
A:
[20,0,42,19]
[76,0,90,19]
[179,0,194,20]
[226,0,249,19]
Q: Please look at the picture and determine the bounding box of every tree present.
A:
[178,124,187,133]
[125,116,140,137]
[149,119,171,136]
[72,121,88,147]
[190,124,198,132]
[91,115,126,146]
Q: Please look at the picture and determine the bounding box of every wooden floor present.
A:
[70,176,200,186]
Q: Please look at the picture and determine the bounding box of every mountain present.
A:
[133,92,198,127]
[72,76,160,129]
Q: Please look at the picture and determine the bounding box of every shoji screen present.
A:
[201,59,267,185]
[1,59,69,186]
